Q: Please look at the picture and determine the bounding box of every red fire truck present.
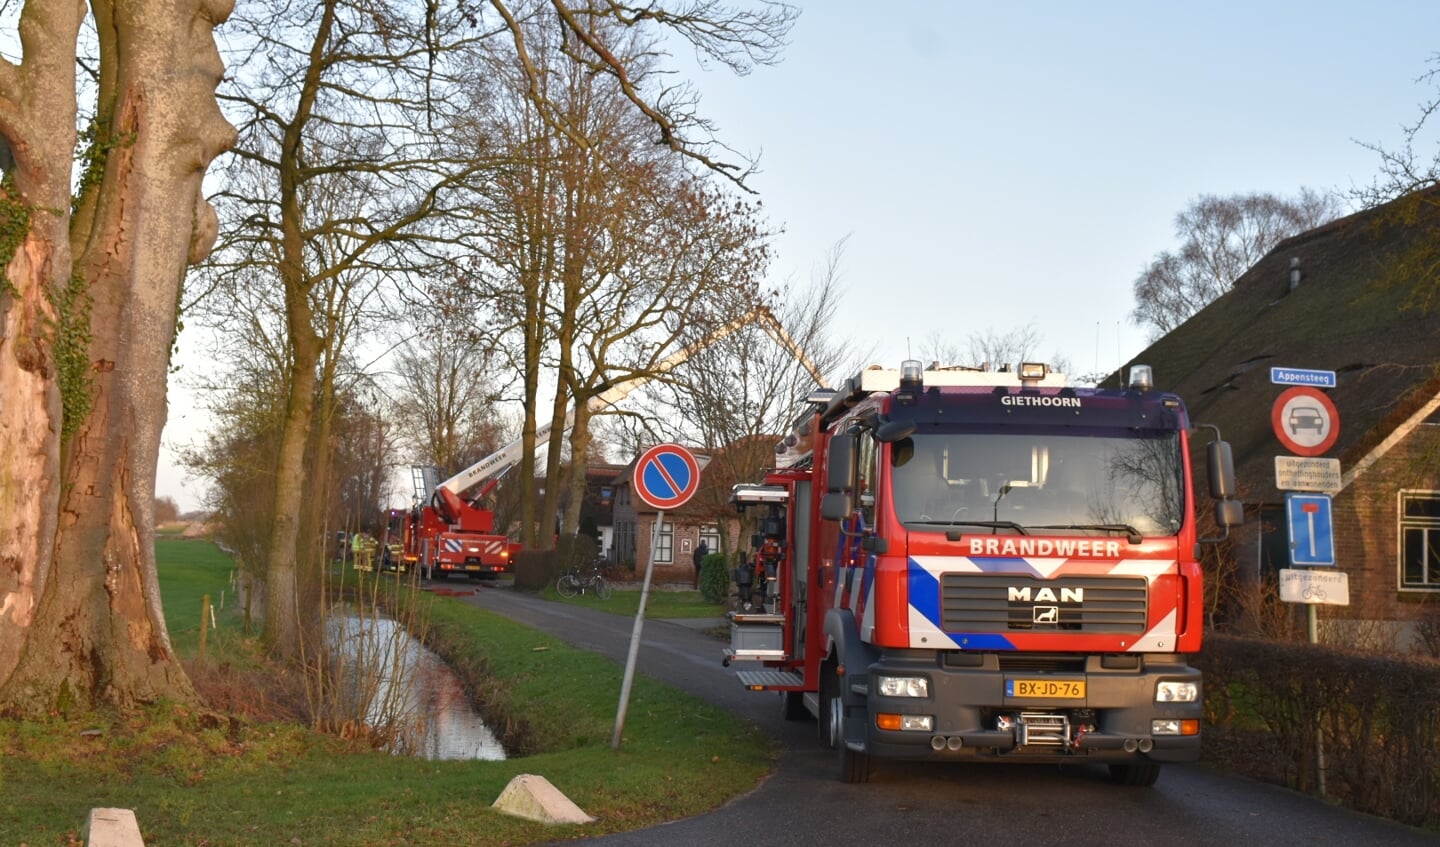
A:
[725,361,1240,785]
[402,306,823,578]
[403,481,514,580]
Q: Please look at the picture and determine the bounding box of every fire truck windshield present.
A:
[889,431,1184,537]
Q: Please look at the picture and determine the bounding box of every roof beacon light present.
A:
[1018,362,1048,383]
[1128,364,1154,392]
[897,359,923,405]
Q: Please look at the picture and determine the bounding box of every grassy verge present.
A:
[0,541,774,846]
[540,580,732,619]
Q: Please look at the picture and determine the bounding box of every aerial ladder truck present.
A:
[402,307,823,577]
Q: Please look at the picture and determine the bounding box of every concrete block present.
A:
[85,808,145,847]
[491,773,595,825]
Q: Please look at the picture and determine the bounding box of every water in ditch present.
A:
[330,614,505,761]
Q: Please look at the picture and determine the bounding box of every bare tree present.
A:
[1129,190,1344,339]
[1357,53,1440,205]
[207,0,499,657]
[1355,53,1440,313]
[0,1,235,715]
[387,321,506,479]
[155,497,181,524]
[494,0,798,189]
[629,240,851,553]
[458,8,789,548]
[919,323,1051,373]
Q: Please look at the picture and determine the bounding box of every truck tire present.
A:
[1109,760,1161,787]
[821,663,871,783]
[819,662,839,748]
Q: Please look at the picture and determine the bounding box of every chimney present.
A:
[1288,257,1302,291]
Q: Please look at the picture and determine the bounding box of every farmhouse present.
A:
[1117,187,1440,650]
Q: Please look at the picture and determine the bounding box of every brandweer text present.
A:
[967,538,1122,558]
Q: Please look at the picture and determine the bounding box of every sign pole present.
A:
[613,509,663,749]
[1272,366,1340,797]
[614,443,701,750]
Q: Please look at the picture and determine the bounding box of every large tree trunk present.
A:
[262,270,320,657]
[0,0,81,698]
[0,0,234,715]
[259,0,337,661]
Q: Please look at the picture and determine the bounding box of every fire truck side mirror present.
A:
[1199,431,1243,542]
[1206,440,1237,500]
[821,491,853,521]
[1214,498,1244,529]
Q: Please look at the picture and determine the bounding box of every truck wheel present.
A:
[1108,760,1161,786]
[819,664,839,748]
[822,664,871,783]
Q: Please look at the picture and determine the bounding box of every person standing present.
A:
[692,541,708,589]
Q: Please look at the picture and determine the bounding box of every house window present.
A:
[700,524,721,553]
[656,519,674,564]
[1399,490,1440,590]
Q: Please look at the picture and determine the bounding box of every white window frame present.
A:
[700,524,721,553]
[656,518,674,564]
[1398,489,1440,591]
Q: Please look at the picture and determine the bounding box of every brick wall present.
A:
[1328,422,1440,632]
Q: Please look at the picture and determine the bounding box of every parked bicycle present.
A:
[557,561,612,600]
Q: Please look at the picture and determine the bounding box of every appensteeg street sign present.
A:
[632,443,702,510]
[1270,366,1337,388]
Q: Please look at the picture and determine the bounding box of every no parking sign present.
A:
[616,443,702,749]
[632,443,701,510]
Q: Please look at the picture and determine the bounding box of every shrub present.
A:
[1199,633,1440,827]
[699,553,729,604]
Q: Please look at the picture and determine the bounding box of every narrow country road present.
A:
[455,582,1438,847]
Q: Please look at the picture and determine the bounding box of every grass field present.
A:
[0,539,773,846]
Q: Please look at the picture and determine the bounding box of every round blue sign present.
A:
[633,443,701,510]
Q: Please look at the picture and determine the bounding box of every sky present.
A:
[155,1,1440,513]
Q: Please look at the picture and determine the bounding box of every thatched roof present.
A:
[1111,187,1440,502]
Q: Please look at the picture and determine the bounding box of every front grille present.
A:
[940,573,1148,634]
[994,655,1086,673]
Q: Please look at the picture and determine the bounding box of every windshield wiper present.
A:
[1029,524,1145,544]
[906,519,1030,540]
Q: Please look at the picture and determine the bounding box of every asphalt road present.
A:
[454,582,1438,846]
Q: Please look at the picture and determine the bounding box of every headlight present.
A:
[876,675,930,698]
[1155,680,1198,703]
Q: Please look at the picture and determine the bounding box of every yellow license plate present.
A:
[1007,679,1086,699]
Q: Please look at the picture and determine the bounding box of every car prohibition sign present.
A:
[1271,386,1340,457]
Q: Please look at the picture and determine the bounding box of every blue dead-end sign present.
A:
[1285,492,1335,567]
[633,443,701,510]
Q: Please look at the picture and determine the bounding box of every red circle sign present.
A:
[632,443,702,510]
[1271,386,1340,457]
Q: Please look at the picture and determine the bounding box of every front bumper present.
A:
[858,652,1202,764]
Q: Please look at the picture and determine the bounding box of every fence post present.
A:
[200,594,211,661]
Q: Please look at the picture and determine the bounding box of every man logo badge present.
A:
[1033,606,1060,624]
